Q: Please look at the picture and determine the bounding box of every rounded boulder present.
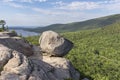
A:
[39,30,73,57]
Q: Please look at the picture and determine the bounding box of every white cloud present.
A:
[2,0,14,2]
[54,0,120,11]
[20,0,32,3]
[8,2,26,8]
[67,1,99,10]
[1,0,27,8]
[53,1,66,6]
[34,0,47,2]
[2,0,47,3]
[32,8,52,15]
[19,0,47,3]
[108,0,120,3]
[32,7,75,15]
[54,1,99,10]
[97,0,120,10]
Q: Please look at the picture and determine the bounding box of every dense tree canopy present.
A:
[0,20,6,25]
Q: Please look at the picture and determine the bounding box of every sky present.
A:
[0,0,120,27]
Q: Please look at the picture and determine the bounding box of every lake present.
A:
[10,29,39,37]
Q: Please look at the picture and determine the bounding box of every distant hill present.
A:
[26,14,120,33]
[9,26,38,30]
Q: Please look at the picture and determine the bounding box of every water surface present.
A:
[10,29,39,37]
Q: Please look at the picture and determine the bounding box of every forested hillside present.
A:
[27,14,120,33]
[25,22,120,80]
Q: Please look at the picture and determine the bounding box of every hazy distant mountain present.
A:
[9,26,41,30]
[24,14,120,33]
[9,27,31,30]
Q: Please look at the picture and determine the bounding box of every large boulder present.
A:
[39,30,73,57]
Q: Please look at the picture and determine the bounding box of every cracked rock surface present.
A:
[39,30,73,57]
[0,31,80,80]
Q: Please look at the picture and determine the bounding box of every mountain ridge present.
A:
[25,14,120,33]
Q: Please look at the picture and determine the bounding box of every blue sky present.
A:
[0,0,120,27]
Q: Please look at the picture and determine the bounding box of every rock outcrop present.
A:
[0,36,33,56]
[0,31,80,80]
[39,30,73,57]
[0,31,17,37]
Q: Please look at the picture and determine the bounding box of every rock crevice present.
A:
[0,31,80,80]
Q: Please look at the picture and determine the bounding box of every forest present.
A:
[25,22,120,80]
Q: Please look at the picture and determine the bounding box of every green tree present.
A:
[0,20,6,31]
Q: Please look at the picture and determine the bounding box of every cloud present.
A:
[8,2,26,8]
[2,0,47,3]
[100,0,120,10]
[20,0,32,3]
[34,0,47,2]
[32,7,75,15]
[2,0,14,2]
[53,1,66,6]
[1,0,47,10]
[67,1,99,10]
[19,0,47,3]
[54,1,99,10]
[32,8,52,15]
[54,0,120,11]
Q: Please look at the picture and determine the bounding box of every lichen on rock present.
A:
[39,30,73,57]
[0,31,80,80]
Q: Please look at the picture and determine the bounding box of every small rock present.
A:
[39,30,73,57]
